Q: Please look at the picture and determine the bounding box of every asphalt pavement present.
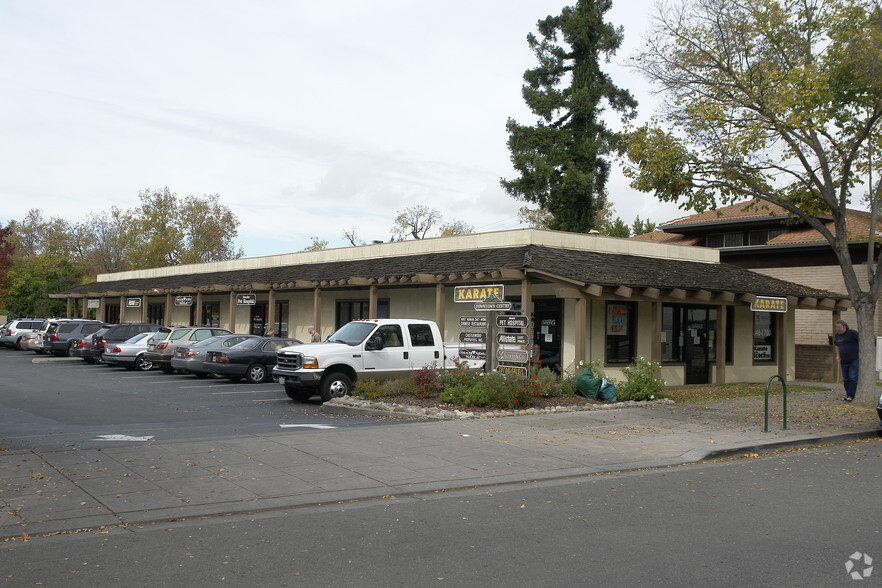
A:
[2,382,880,541]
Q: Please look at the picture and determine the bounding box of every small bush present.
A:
[352,378,387,400]
[618,357,665,401]
[412,364,443,397]
[489,375,536,409]
[380,377,416,396]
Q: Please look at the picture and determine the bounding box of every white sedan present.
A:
[102,332,158,371]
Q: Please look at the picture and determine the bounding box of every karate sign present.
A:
[454,284,504,303]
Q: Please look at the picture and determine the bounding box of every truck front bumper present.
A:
[274,368,323,388]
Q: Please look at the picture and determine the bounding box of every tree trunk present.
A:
[853,297,879,406]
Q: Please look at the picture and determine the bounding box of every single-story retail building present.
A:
[52,229,850,386]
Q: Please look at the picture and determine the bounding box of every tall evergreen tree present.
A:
[501,0,637,233]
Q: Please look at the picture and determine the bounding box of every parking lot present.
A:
[0,346,397,452]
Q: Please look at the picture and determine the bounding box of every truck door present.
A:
[406,323,440,370]
[363,324,409,378]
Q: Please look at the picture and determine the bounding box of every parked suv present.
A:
[0,318,44,349]
[42,319,104,356]
[86,323,159,364]
[144,326,232,373]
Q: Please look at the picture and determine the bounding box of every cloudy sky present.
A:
[0,0,685,258]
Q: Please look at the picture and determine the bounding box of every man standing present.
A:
[833,319,859,402]
[307,325,321,343]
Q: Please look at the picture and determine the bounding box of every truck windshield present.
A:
[326,322,377,346]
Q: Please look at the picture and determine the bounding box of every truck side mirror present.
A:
[365,336,384,351]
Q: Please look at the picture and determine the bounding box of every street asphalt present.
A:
[2,382,880,541]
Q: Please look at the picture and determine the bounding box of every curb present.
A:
[695,429,882,461]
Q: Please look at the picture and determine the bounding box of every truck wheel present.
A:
[285,384,314,402]
[246,363,268,384]
[319,372,352,402]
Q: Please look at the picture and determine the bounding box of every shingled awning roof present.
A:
[54,245,850,310]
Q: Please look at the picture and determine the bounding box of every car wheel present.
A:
[15,338,24,350]
[245,363,268,384]
[135,355,153,371]
[285,384,315,402]
[319,372,352,402]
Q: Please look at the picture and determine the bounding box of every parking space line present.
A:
[212,390,278,395]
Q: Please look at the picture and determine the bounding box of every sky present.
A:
[0,0,686,258]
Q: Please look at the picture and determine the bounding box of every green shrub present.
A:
[618,357,665,401]
[440,358,479,389]
[380,377,416,396]
[352,378,386,400]
[489,375,536,409]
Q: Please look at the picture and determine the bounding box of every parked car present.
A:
[19,331,42,352]
[76,325,117,363]
[103,331,159,371]
[67,337,90,359]
[86,323,158,364]
[170,334,260,377]
[205,336,302,383]
[1,318,44,349]
[42,319,104,356]
[144,326,232,373]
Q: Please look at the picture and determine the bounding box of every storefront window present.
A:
[104,303,120,324]
[662,305,734,364]
[336,300,390,329]
[605,302,635,364]
[270,301,289,337]
[146,303,164,325]
[753,312,776,362]
[202,302,221,327]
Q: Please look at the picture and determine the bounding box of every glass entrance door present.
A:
[684,308,710,385]
[250,303,267,335]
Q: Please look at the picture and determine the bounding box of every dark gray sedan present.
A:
[203,337,302,383]
[170,334,259,377]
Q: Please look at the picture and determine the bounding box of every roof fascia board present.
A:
[97,228,720,283]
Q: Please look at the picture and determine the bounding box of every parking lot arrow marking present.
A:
[279,424,338,429]
[94,434,155,442]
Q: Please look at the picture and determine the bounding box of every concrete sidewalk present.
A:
[1,386,880,540]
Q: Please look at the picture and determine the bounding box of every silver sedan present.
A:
[102,332,158,371]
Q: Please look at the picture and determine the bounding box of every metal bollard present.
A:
[763,374,788,432]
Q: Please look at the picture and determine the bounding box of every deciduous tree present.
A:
[624,0,882,404]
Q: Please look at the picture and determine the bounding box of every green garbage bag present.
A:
[598,379,617,402]
[575,367,602,400]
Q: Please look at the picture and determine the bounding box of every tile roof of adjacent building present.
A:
[635,200,882,246]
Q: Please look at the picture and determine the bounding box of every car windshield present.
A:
[125,332,155,344]
[326,322,377,346]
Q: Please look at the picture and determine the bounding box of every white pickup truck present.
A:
[274,318,484,402]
